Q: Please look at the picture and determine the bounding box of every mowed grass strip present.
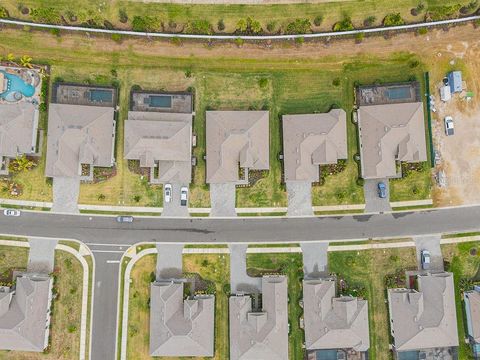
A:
[2,0,476,34]
[0,246,84,359]
[126,253,230,360]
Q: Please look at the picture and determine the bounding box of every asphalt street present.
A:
[2,206,480,360]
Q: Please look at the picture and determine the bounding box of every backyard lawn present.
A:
[246,252,305,360]
[0,245,84,360]
[1,0,477,35]
[126,252,230,360]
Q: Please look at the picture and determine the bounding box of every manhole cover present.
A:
[470,248,477,256]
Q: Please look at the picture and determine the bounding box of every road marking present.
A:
[91,249,125,254]
[106,260,120,264]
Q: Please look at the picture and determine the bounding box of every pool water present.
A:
[0,70,35,101]
[386,86,412,100]
[149,95,172,108]
[89,89,113,103]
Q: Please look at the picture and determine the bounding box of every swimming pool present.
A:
[0,70,35,102]
[149,95,172,108]
[386,86,412,101]
[89,89,113,103]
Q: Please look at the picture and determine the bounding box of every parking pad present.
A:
[286,181,313,216]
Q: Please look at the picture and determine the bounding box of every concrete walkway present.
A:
[0,239,91,360]
[228,244,261,293]
[27,237,58,273]
[155,243,184,280]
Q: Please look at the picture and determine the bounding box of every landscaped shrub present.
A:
[104,20,114,30]
[411,2,425,16]
[333,16,354,31]
[460,1,478,14]
[285,18,311,34]
[30,8,62,24]
[417,27,428,35]
[111,33,122,43]
[119,8,128,23]
[295,36,305,45]
[363,15,376,27]
[131,15,161,32]
[266,21,277,32]
[0,7,9,19]
[49,28,60,37]
[217,19,225,31]
[234,38,244,47]
[313,15,323,26]
[20,7,29,15]
[427,4,462,21]
[236,17,262,34]
[258,77,268,89]
[383,13,405,27]
[355,32,365,43]
[185,20,213,35]
[65,10,76,22]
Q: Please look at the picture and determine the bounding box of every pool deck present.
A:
[52,83,117,108]
[130,90,193,113]
[0,65,41,104]
[356,82,421,107]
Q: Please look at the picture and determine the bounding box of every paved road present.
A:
[3,206,480,360]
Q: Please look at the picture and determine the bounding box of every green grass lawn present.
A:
[126,253,230,360]
[2,0,476,35]
[246,252,305,360]
[0,29,433,208]
[0,246,84,359]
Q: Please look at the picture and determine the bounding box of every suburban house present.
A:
[149,280,215,357]
[356,82,427,179]
[388,272,459,359]
[46,83,117,180]
[0,66,42,175]
[229,275,288,360]
[124,91,193,184]
[464,286,480,358]
[303,278,370,359]
[0,273,53,352]
[282,109,347,183]
[206,111,269,184]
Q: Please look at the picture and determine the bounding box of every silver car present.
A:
[3,209,21,217]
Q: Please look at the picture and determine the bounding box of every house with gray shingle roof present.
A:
[124,93,193,184]
[46,101,116,179]
[0,273,52,352]
[149,281,215,357]
[388,272,459,357]
[229,275,288,360]
[282,109,347,183]
[0,102,39,175]
[464,286,480,358]
[206,111,269,184]
[358,102,427,179]
[303,278,369,358]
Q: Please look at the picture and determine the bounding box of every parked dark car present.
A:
[377,182,387,199]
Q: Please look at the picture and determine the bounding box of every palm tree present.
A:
[6,53,15,64]
[20,55,33,68]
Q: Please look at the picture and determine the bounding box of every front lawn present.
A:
[0,245,84,359]
[126,252,230,359]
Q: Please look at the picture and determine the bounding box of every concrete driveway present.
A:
[300,242,329,278]
[156,243,184,280]
[52,176,80,213]
[364,179,391,213]
[414,234,444,271]
[27,237,58,273]
[210,183,236,217]
[161,183,189,217]
[286,181,313,216]
[229,244,261,294]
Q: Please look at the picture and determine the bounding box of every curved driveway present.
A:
[3,205,480,360]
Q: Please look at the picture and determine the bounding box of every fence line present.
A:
[1,15,480,41]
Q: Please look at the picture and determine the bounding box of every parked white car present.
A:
[164,184,172,203]
[3,209,21,217]
[444,116,454,136]
[180,187,188,206]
